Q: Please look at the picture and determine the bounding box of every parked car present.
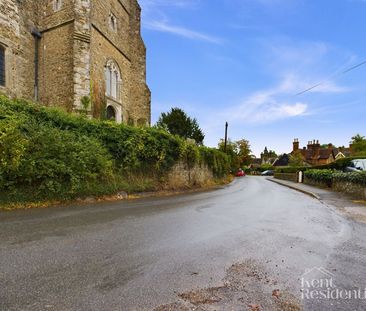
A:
[236,168,245,177]
[261,170,274,176]
[345,159,366,172]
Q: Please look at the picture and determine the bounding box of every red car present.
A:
[235,168,245,177]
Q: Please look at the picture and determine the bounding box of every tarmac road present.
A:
[1,177,365,310]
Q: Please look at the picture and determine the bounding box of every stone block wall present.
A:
[0,0,39,100]
[90,0,150,124]
[129,0,151,126]
[166,161,214,189]
[73,0,91,111]
[333,181,366,200]
[39,23,75,109]
[274,172,298,183]
[0,0,150,124]
[90,27,132,121]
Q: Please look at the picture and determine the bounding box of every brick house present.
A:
[291,139,335,166]
[0,0,150,125]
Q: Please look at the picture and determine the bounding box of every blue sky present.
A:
[139,0,366,156]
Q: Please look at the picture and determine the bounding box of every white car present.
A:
[345,159,366,172]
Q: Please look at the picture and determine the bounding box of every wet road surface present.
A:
[1,177,366,310]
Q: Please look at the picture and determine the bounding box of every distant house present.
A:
[250,158,262,169]
[273,154,290,167]
[291,139,335,166]
[334,146,352,160]
[260,147,277,165]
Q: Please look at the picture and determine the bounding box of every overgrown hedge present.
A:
[275,156,365,174]
[0,96,230,202]
[305,169,366,186]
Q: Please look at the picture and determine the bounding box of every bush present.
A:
[0,96,230,202]
[199,146,230,177]
[304,169,333,184]
[332,171,366,186]
[304,169,366,186]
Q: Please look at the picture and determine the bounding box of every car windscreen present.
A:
[352,160,366,170]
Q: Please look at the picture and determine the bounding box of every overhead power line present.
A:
[341,60,366,74]
[295,59,366,96]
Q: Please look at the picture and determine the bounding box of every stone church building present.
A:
[0,0,151,125]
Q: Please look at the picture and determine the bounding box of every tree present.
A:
[351,134,365,144]
[351,134,366,155]
[156,108,205,145]
[236,139,252,166]
[218,138,252,169]
[289,150,304,167]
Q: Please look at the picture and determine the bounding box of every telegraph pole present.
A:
[224,122,228,153]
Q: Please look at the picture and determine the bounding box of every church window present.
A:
[109,13,117,32]
[106,105,116,121]
[54,0,62,11]
[0,46,5,87]
[105,60,121,100]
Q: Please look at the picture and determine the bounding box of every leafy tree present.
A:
[351,134,365,144]
[289,150,305,167]
[236,139,252,166]
[218,138,252,169]
[218,139,240,170]
[156,108,205,145]
[351,134,366,155]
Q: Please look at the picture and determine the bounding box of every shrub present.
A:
[304,169,366,186]
[304,169,334,184]
[332,171,366,186]
[0,96,230,202]
[199,146,230,177]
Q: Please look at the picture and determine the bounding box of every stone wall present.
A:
[304,177,366,200]
[90,27,132,121]
[129,0,151,125]
[0,0,150,124]
[73,0,91,111]
[333,181,366,200]
[0,0,39,100]
[39,23,75,109]
[274,172,298,183]
[166,161,214,190]
[90,0,150,124]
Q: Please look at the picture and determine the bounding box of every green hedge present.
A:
[276,156,365,174]
[0,96,230,202]
[305,169,366,186]
[199,146,230,178]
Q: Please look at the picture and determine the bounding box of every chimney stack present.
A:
[293,138,299,152]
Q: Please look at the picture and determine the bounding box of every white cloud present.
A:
[144,20,222,44]
[225,83,308,124]
[140,0,221,44]
[279,73,350,95]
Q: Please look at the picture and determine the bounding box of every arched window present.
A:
[109,13,117,32]
[53,0,62,11]
[105,60,121,100]
[0,46,5,87]
[106,105,116,120]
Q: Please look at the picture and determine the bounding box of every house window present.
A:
[105,60,121,100]
[54,0,62,11]
[106,105,116,121]
[0,46,5,87]
[109,13,117,32]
